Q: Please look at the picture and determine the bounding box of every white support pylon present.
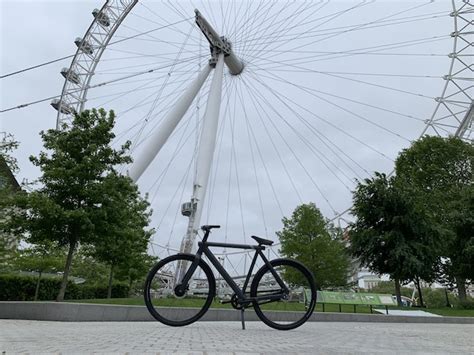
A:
[181,53,225,254]
[128,64,212,182]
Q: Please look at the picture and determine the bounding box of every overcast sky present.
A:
[0,1,458,264]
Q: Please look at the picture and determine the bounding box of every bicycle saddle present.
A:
[201,225,220,231]
[251,235,274,246]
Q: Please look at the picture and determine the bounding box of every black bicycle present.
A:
[144,225,317,330]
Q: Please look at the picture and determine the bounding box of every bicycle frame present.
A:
[179,232,289,304]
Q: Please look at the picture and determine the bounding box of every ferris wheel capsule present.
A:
[74,37,93,55]
[60,68,80,85]
[92,8,110,27]
[50,99,74,115]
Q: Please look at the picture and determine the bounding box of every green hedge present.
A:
[0,274,129,301]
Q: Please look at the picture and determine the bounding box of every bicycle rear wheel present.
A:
[250,258,317,330]
[144,253,216,326]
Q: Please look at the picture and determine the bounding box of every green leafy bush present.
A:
[0,274,129,301]
[422,288,457,308]
[454,298,474,310]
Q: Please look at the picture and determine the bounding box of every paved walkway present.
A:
[1,320,473,354]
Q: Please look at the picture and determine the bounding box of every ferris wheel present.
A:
[51,0,473,273]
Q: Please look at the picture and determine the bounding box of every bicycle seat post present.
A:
[200,225,220,242]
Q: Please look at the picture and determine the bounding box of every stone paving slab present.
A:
[0,320,473,354]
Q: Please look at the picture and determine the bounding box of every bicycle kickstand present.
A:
[240,308,246,330]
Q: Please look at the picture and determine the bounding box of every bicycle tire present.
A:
[144,253,216,327]
[250,258,317,330]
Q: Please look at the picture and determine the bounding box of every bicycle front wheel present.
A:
[144,254,216,326]
[250,258,317,330]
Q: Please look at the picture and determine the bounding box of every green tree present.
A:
[88,172,153,298]
[277,203,350,289]
[13,244,64,301]
[349,173,441,306]
[11,109,132,301]
[115,252,157,296]
[0,133,21,266]
[395,136,473,300]
[70,248,109,285]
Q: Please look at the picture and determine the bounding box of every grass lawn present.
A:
[426,308,474,317]
[68,298,474,317]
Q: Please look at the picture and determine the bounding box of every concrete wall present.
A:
[1,302,473,324]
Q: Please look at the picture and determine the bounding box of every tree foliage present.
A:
[395,136,473,299]
[87,172,153,298]
[13,244,65,300]
[349,172,441,305]
[11,109,135,301]
[0,133,21,265]
[277,203,350,289]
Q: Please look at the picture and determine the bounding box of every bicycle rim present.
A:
[144,254,215,326]
[251,259,317,330]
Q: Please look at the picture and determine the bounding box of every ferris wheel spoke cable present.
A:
[137,1,201,45]
[242,73,354,199]
[248,1,371,60]
[246,67,394,163]
[243,10,448,47]
[245,9,446,52]
[92,54,203,74]
[256,1,433,59]
[86,73,191,103]
[241,78,306,203]
[239,0,286,57]
[249,54,439,101]
[131,64,215,148]
[252,34,449,66]
[242,0,360,56]
[262,69,444,78]
[256,67,425,124]
[228,82,248,243]
[208,78,235,224]
[244,68,404,175]
[149,78,232,208]
[246,35,450,68]
[224,0,247,46]
[235,80,284,217]
[130,24,195,155]
[245,76,358,188]
[0,18,192,79]
[247,2,372,60]
[112,74,204,140]
[149,110,197,205]
[255,71,427,124]
[244,67,372,178]
[236,78,269,237]
[206,76,234,225]
[0,54,204,113]
[165,158,194,246]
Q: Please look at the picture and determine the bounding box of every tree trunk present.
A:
[107,264,114,299]
[56,239,77,302]
[415,277,424,307]
[128,276,133,298]
[455,276,467,301]
[34,271,42,301]
[394,278,402,307]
